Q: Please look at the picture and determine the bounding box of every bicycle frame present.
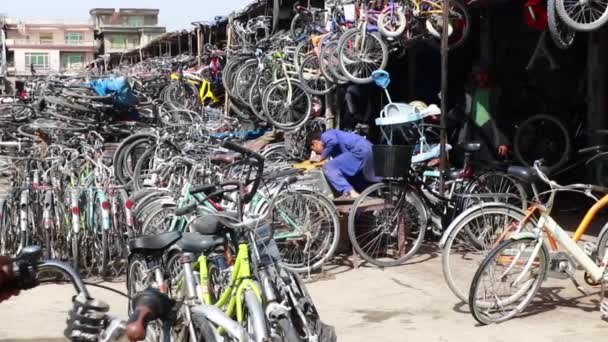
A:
[174,243,263,323]
[513,192,608,283]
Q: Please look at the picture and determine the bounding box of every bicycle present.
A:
[1,245,214,342]
[468,160,608,324]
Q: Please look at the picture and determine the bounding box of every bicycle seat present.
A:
[507,166,548,183]
[189,211,238,235]
[211,153,237,165]
[129,231,182,254]
[177,232,225,254]
[446,168,463,180]
[462,142,482,152]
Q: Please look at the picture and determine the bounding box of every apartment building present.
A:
[90,8,166,56]
[3,18,96,76]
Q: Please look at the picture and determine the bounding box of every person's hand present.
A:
[0,256,19,303]
[498,145,509,157]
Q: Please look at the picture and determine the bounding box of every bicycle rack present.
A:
[371,70,451,164]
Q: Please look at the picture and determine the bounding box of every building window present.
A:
[39,32,53,44]
[64,54,83,69]
[65,32,83,44]
[126,16,144,27]
[110,35,126,49]
[25,53,49,69]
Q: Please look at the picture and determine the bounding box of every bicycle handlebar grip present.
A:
[174,203,197,216]
[125,306,153,342]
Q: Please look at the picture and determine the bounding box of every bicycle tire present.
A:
[348,182,427,267]
[377,9,407,38]
[556,0,608,31]
[189,310,219,342]
[441,205,531,302]
[262,79,312,131]
[294,40,315,70]
[338,30,389,84]
[272,190,340,273]
[290,12,313,40]
[424,0,471,50]
[298,55,336,96]
[513,114,570,173]
[469,172,528,210]
[548,0,576,49]
[469,237,547,325]
[326,41,350,84]
[234,59,259,105]
[277,317,302,342]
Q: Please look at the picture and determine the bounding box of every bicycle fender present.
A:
[439,202,527,248]
[97,192,111,231]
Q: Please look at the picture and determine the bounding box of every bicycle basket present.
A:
[372,144,414,179]
[254,223,282,266]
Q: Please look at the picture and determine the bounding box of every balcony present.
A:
[6,39,97,51]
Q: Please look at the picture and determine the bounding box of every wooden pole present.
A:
[178,33,182,55]
[197,27,202,66]
[438,0,450,195]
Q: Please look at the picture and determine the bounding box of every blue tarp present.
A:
[89,76,138,109]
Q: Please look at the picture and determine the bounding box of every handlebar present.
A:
[222,141,264,203]
[1,245,173,342]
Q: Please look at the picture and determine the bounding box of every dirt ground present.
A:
[2,245,608,342]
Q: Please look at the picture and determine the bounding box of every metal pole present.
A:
[225,17,233,116]
[438,0,450,195]
[178,32,182,55]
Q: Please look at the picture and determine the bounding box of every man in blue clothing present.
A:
[308,129,380,200]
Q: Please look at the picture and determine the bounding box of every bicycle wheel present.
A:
[271,190,340,273]
[263,79,312,131]
[548,0,576,49]
[290,12,313,40]
[141,203,176,235]
[467,172,528,210]
[0,197,19,255]
[377,8,407,37]
[338,29,389,84]
[326,41,350,84]
[442,204,534,302]
[469,237,547,325]
[298,55,336,96]
[556,0,608,31]
[348,182,427,267]
[294,40,315,70]
[234,59,259,105]
[249,76,270,121]
[422,0,471,49]
[513,114,570,173]
[92,195,109,277]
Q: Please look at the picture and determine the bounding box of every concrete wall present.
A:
[103,33,141,53]
[7,27,95,44]
[13,48,59,74]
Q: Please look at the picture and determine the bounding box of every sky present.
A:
[1,0,254,30]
